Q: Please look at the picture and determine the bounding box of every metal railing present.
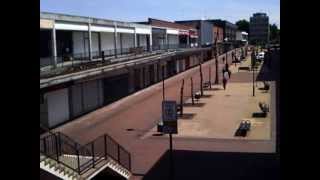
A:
[40,124,131,175]
[40,46,152,71]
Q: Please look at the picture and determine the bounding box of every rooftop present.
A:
[40,11,151,29]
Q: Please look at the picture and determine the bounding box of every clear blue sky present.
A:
[40,0,280,28]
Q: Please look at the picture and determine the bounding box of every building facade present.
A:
[40,12,152,69]
[40,12,212,128]
[208,20,237,42]
[175,20,213,47]
[236,31,248,45]
[249,12,270,45]
[139,18,199,50]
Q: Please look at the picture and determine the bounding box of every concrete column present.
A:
[165,31,168,49]
[114,23,118,58]
[182,58,186,71]
[176,60,180,73]
[52,21,57,68]
[149,33,153,52]
[134,29,137,47]
[128,68,135,93]
[88,22,92,60]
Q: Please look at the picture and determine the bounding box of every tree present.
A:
[235,19,249,33]
[269,24,280,43]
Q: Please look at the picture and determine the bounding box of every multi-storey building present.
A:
[207,19,237,42]
[138,18,199,49]
[174,20,214,47]
[249,12,270,45]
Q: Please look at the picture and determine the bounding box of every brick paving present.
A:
[55,48,279,179]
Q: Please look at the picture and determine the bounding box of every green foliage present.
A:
[270,24,280,43]
[235,19,249,33]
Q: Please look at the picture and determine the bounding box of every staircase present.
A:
[40,125,132,180]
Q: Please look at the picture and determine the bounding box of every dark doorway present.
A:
[185,56,190,69]
[149,65,155,84]
[134,69,141,91]
[142,67,146,87]
[179,35,188,47]
[56,30,73,57]
[103,74,129,105]
[167,60,176,77]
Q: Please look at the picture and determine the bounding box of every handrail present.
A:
[40,124,132,175]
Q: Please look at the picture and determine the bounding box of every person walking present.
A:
[222,69,229,90]
[225,63,231,78]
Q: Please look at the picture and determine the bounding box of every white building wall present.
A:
[100,32,115,51]
[121,33,134,49]
[236,31,242,41]
[47,88,70,127]
[73,31,85,54]
[139,35,147,47]
[168,35,179,45]
[91,32,99,53]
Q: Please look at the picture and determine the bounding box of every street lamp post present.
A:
[251,49,256,97]
[214,34,219,84]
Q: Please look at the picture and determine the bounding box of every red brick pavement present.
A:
[54,48,261,179]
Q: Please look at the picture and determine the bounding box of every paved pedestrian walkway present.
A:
[54,47,278,179]
[141,52,272,140]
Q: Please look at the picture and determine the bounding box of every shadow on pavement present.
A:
[183,102,206,107]
[142,150,280,180]
[178,113,196,120]
[252,112,268,118]
[201,94,213,98]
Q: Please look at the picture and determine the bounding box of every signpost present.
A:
[162,101,178,134]
[251,49,256,97]
[162,100,178,180]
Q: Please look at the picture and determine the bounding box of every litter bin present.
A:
[157,121,163,132]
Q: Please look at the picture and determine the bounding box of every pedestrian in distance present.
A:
[225,63,231,78]
[222,69,229,90]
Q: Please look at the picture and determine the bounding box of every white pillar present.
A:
[52,21,57,67]
[149,33,153,52]
[134,28,137,47]
[88,21,92,60]
[114,23,118,58]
